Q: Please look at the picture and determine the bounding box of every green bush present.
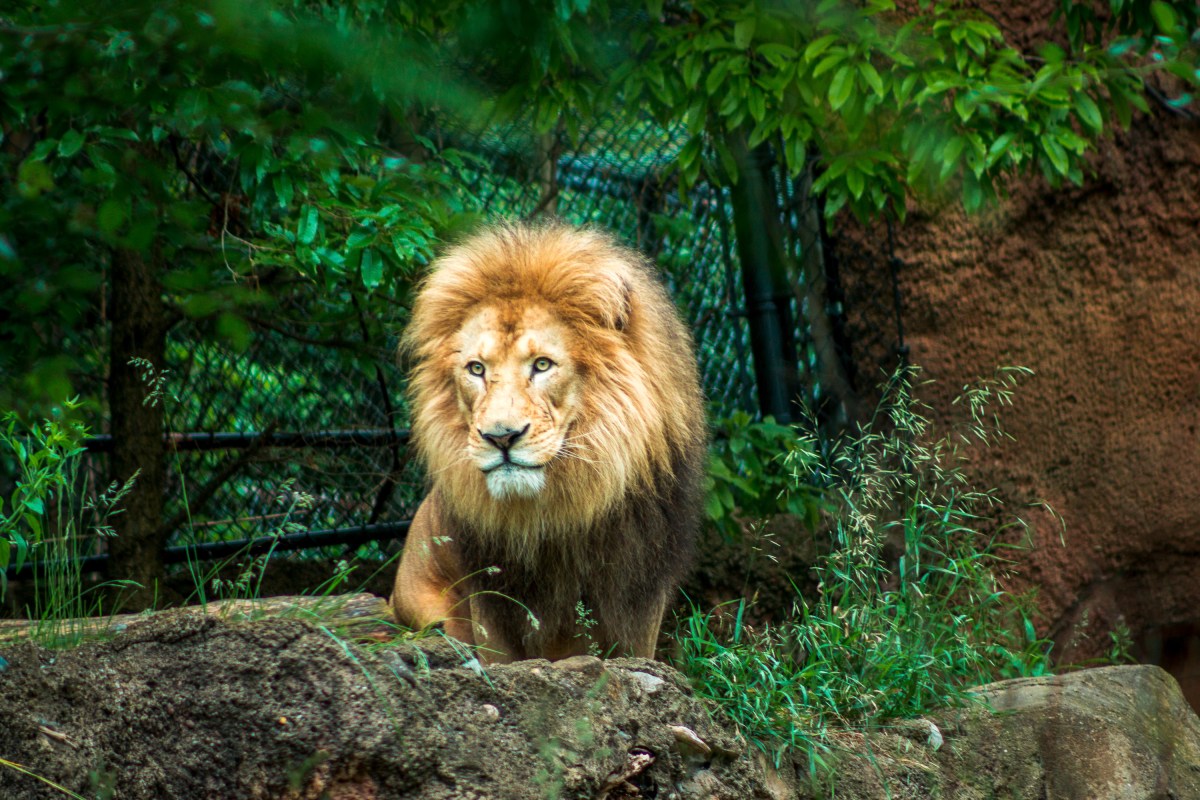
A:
[677,367,1054,769]
[705,411,827,538]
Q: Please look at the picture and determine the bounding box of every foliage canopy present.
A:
[2,0,1197,410]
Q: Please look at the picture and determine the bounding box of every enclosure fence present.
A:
[6,106,911,577]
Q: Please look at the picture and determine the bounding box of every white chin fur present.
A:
[485,465,546,499]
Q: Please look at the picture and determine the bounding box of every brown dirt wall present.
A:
[861,107,1200,681]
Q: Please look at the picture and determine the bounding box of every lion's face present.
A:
[453,303,583,500]
[406,223,705,541]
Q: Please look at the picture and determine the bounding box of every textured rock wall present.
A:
[864,108,1200,692]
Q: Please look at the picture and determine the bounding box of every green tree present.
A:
[624,0,1198,218]
[0,0,477,594]
[2,0,1196,596]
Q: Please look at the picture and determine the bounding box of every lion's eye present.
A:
[532,357,554,374]
[467,361,486,377]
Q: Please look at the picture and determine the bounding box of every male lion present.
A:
[390,222,707,662]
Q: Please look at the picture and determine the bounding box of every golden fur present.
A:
[390,222,707,662]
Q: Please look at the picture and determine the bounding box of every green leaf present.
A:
[683,55,703,90]
[1074,92,1103,133]
[747,89,766,122]
[11,532,28,572]
[1110,86,1132,128]
[962,171,983,212]
[705,58,732,95]
[846,167,865,199]
[361,248,383,288]
[31,139,57,161]
[986,132,1015,167]
[804,34,838,62]
[828,65,854,110]
[1041,134,1069,175]
[734,17,756,49]
[216,312,252,351]
[858,62,884,97]
[97,198,129,236]
[941,136,965,179]
[274,173,294,209]
[346,230,374,251]
[704,490,725,521]
[812,50,845,78]
[787,136,806,176]
[22,497,44,515]
[58,130,85,159]
[747,118,777,149]
[954,92,975,122]
[1150,1,1177,32]
[757,43,797,68]
[17,160,54,199]
[297,206,319,246]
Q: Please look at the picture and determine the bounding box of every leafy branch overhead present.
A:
[0,1,483,410]
[2,0,1198,411]
[622,0,1200,219]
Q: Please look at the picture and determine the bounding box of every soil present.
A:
[0,607,776,800]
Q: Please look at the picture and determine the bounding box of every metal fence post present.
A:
[727,138,802,424]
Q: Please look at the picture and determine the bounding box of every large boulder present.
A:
[3,604,1198,799]
[0,610,777,799]
[937,665,1200,799]
[805,665,1200,799]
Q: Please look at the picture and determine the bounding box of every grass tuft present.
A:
[674,366,1055,770]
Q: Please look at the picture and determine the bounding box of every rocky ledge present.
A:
[0,595,1196,799]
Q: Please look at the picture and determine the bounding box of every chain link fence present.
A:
[10,109,908,576]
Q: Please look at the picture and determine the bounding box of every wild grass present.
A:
[673,366,1055,770]
[0,401,139,645]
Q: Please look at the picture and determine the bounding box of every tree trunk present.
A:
[107,246,168,607]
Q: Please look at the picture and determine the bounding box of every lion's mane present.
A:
[403,222,707,655]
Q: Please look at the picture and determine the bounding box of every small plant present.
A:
[705,411,827,539]
[189,479,315,607]
[0,756,88,800]
[675,366,1054,769]
[573,600,602,657]
[0,401,139,643]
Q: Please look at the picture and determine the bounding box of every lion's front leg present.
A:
[591,592,669,660]
[465,596,522,664]
[390,497,474,644]
[635,593,670,658]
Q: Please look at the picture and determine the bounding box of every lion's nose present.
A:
[480,424,529,452]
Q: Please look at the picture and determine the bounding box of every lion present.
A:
[390,222,707,663]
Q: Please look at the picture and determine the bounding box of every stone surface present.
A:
[786,665,1200,800]
[933,665,1200,800]
[2,607,1199,799]
[0,612,774,799]
[840,1,1200,694]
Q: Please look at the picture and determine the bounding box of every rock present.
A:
[783,665,1200,800]
[549,654,605,677]
[936,665,1200,800]
[625,669,666,695]
[0,614,775,799]
[3,607,1197,800]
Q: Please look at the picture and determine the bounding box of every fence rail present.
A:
[2,107,910,584]
[82,430,411,453]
